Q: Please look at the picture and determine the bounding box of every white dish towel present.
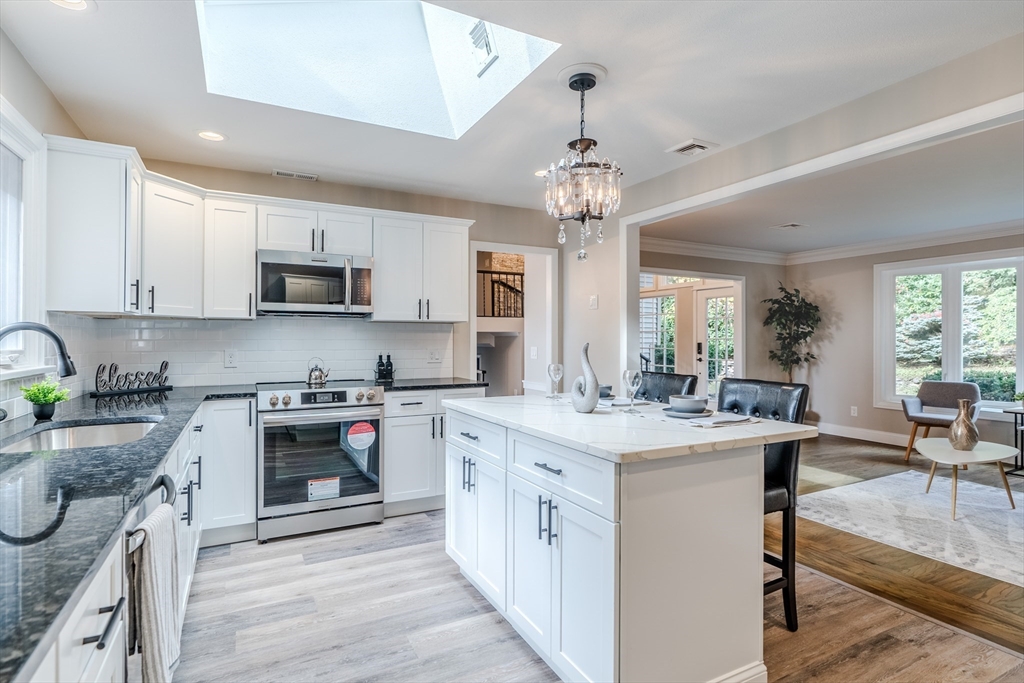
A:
[130,502,180,683]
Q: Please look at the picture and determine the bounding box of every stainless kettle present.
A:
[307,357,330,387]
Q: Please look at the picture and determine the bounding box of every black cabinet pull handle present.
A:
[194,456,202,490]
[538,495,547,540]
[418,298,422,320]
[193,424,203,432]
[431,416,436,439]
[83,597,125,649]
[426,299,430,320]
[321,229,325,252]
[468,460,476,491]
[548,501,558,545]
[248,292,252,317]
[311,228,315,252]
[460,432,479,441]
[534,462,563,475]
[440,415,444,439]
[148,286,155,313]
[131,280,139,309]
[401,401,423,406]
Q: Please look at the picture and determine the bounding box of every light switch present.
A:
[530,346,538,359]
[589,295,599,310]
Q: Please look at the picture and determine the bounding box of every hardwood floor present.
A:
[178,502,1022,682]
[766,433,1024,654]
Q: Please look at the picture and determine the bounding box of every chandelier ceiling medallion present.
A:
[542,64,622,262]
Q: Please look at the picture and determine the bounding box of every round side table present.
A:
[913,438,1018,520]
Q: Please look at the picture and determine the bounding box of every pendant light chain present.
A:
[580,86,586,142]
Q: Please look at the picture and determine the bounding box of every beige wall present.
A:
[788,234,1021,444]
[0,29,83,138]
[640,252,788,383]
[626,33,1024,218]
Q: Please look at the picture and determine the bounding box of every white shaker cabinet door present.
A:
[372,217,423,321]
[200,399,256,529]
[422,222,468,322]
[204,200,256,319]
[505,473,553,656]
[446,445,477,569]
[384,415,437,503]
[142,180,204,317]
[319,210,373,256]
[551,495,618,683]
[257,204,318,252]
[125,166,143,314]
[473,457,506,610]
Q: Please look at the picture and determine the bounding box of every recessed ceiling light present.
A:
[197,131,226,142]
[50,0,89,10]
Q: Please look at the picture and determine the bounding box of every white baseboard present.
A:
[710,661,768,683]
[811,421,909,447]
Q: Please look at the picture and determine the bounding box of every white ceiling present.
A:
[1,1,1022,209]
[640,121,1024,253]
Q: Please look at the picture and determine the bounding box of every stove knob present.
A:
[269,393,279,407]
[367,390,377,401]
[282,394,292,407]
[356,391,365,402]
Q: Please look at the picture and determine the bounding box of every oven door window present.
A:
[262,418,380,511]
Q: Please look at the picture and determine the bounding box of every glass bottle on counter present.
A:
[384,354,394,381]
[376,354,385,381]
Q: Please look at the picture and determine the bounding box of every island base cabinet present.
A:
[505,474,554,656]
[446,445,505,609]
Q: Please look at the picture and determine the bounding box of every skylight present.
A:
[194,1,560,139]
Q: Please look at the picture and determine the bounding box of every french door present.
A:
[696,288,741,398]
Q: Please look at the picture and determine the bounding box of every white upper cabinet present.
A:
[319,210,373,256]
[45,137,143,315]
[142,179,204,317]
[257,204,318,252]
[422,222,469,322]
[373,218,469,322]
[204,200,256,319]
[373,217,425,321]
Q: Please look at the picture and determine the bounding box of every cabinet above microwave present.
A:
[257,250,372,317]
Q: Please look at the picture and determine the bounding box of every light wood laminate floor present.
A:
[178,505,1022,682]
[766,434,1024,654]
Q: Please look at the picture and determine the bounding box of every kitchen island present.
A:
[441,394,817,683]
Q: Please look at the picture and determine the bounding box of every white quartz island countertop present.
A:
[442,394,818,464]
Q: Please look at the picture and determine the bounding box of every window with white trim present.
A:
[875,249,1023,410]
[0,142,24,355]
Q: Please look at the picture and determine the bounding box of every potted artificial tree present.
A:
[21,378,70,420]
[762,283,822,383]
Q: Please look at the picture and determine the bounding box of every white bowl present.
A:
[669,395,708,413]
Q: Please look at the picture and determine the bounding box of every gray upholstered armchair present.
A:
[902,380,981,462]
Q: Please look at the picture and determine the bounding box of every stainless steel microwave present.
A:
[257,249,372,316]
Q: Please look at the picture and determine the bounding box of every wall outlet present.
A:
[428,350,442,363]
[224,350,238,368]
[589,295,599,310]
[530,346,538,360]
[850,406,858,417]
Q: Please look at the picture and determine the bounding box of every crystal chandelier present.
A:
[542,71,622,262]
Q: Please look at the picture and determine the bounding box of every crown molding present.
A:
[639,236,787,265]
[784,220,1024,265]
[44,133,144,169]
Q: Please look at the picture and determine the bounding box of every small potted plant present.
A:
[1015,391,1024,407]
[21,378,70,421]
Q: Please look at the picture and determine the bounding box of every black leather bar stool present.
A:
[635,371,697,403]
[717,378,809,632]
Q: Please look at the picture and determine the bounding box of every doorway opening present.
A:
[639,270,744,399]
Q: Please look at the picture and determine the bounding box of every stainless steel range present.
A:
[256,379,384,542]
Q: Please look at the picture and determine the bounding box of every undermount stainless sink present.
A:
[1,422,157,453]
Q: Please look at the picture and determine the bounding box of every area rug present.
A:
[797,470,1024,586]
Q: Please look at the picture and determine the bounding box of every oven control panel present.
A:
[301,391,347,405]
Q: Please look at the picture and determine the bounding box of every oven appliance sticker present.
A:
[347,421,377,450]
[308,476,340,501]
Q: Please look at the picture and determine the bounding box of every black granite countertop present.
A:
[0,385,254,682]
[381,377,487,392]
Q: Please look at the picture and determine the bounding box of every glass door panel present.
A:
[962,268,1017,401]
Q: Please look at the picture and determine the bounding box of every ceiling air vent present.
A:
[665,138,720,156]
[272,169,318,182]
[767,223,807,231]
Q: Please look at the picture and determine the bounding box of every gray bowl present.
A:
[599,384,613,398]
[669,395,708,413]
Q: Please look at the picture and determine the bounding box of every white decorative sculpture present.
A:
[571,343,600,413]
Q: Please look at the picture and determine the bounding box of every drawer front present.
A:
[437,387,485,403]
[508,430,618,522]
[384,390,437,417]
[57,536,124,682]
[447,411,506,467]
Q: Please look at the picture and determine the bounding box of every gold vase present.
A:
[947,398,979,451]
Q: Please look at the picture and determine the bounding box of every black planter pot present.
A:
[32,403,56,421]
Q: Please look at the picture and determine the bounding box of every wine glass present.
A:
[547,363,564,399]
[622,370,643,414]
